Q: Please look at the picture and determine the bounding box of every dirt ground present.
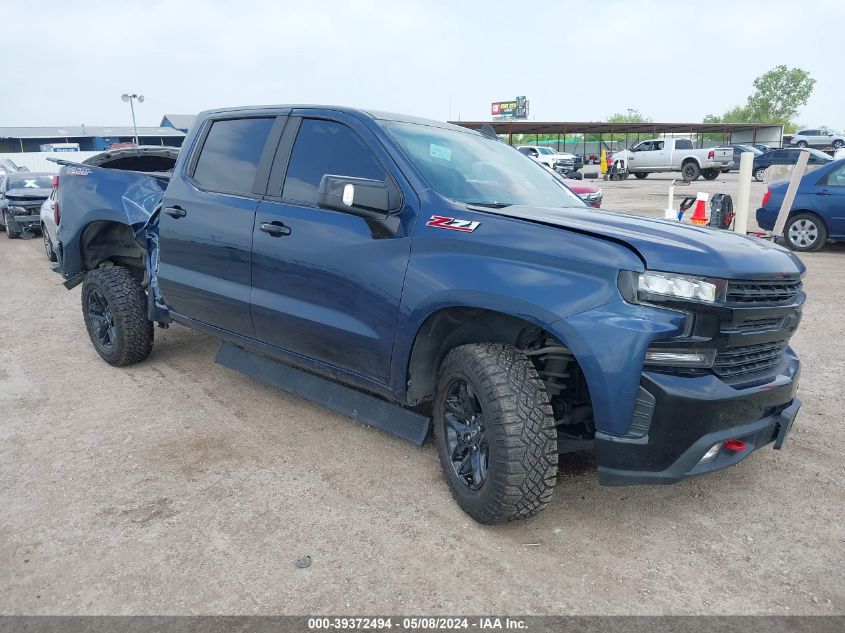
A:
[1,173,843,615]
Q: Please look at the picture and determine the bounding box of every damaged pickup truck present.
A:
[1,172,54,238]
[54,106,805,524]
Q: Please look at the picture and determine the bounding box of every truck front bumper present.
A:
[595,350,800,485]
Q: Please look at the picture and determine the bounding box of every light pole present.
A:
[121,93,145,145]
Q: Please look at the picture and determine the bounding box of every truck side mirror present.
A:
[317,175,395,217]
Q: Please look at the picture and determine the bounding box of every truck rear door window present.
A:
[192,117,275,195]
[282,119,386,205]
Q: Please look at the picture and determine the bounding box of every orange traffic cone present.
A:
[689,192,709,225]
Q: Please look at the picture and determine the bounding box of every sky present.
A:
[2,0,843,129]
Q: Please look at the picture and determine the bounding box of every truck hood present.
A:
[488,205,805,278]
[5,187,52,203]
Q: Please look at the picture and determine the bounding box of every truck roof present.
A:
[196,105,476,135]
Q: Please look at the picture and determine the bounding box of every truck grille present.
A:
[713,341,788,378]
[731,317,783,332]
[726,279,802,304]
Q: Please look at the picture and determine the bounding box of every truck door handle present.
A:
[260,221,291,237]
[815,190,831,196]
[164,206,187,218]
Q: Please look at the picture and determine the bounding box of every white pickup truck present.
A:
[613,138,732,181]
[516,145,581,175]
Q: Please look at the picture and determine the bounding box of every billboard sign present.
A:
[491,96,528,119]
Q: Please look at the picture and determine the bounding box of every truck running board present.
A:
[215,342,431,445]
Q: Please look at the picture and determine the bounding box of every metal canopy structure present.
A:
[449,120,784,152]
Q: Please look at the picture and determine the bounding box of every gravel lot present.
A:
[1,172,843,615]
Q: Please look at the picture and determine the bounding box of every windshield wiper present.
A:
[464,201,512,209]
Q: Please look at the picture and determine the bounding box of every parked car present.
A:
[756,158,845,252]
[727,144,763,170]
[613,138,733,181]
[39,189,58,261]
[752,148,833,182]
[0,172,54,238]
[516,145,582,174]
[567,179,602,207]
[751,144,772,153]
[55,105,804,524]
[533,159,603,207]
[789,129,845,149]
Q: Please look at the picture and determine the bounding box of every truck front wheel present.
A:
[681,161,701,181]
[81,266,154,366]
[433,343,558,524]
[4,211,21,239]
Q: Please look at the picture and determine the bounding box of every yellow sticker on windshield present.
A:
[430,143,452,161]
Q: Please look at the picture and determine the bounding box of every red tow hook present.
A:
[724,439,747,452]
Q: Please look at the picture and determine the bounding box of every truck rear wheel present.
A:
[433,343,558,524]
[681,161,701,181]
[702,169,719,180]
[81,266,154,366]
[633,172,648,179]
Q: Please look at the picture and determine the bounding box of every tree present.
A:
[703,66,815,126]
[746,65,815,123]
[607,109,652,124]
[704,105,754,124]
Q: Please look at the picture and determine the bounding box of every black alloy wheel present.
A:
[87,288,117,351]
[442,379,489,490]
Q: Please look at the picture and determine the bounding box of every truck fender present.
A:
[547,301,686,436]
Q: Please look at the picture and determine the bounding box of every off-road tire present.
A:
[81,266,153,366]
[433,343,558,524]
[681,161,701,181]
[633,172,648,179]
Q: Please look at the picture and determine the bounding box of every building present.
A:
[0,125,186,153]
[160,114,196,134]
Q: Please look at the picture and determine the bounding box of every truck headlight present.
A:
[644,348,716,367]
[621,271,726,304]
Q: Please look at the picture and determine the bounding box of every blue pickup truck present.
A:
[53,106,805,524]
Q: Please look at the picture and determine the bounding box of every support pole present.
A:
[772,150,811,237]
[733,151,754,234]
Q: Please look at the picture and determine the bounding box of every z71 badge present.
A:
[425,215,481,233]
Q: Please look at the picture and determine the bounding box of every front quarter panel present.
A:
[391,195,657,408]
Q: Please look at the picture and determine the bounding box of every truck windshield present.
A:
[383,122,585,208]
[536,147,556,155]
[7,175,53,189]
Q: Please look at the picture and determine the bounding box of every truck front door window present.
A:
[282,119,386,205]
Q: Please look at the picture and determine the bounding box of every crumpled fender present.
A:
[548,300,687,436]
